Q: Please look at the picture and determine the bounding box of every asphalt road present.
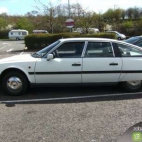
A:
[0,40,142,142]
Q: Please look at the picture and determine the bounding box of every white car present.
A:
[0,38,142,96]
[106,31,126,40]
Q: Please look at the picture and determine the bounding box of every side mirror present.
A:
[47,54,53,61]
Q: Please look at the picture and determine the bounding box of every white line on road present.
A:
[0,92,142,104]
[7,48,13,52]
[3,43,9,45]
[20,52,23,55]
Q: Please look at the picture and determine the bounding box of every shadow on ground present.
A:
[0,85,142,107]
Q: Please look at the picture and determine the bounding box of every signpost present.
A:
[66,0,74,32]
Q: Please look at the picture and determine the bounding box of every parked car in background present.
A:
[73,28,83,33]
[32,30,49,34]
[73,28,99,34]
[125,36,142,47]
[1,38,142,96]
[106,31,126,40]
[8,29,28,40]
[88,28,100,33]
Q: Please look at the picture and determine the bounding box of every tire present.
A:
[122,80,142,92]
[16,37,19,40]
[1,71,28,96]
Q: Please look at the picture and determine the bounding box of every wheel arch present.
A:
[0,68,32,85]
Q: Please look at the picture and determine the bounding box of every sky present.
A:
[0,0,142,15]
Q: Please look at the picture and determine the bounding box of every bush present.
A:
[0,30,9,39]
[25,33,116,50]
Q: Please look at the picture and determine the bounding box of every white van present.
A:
[8,29,29,40]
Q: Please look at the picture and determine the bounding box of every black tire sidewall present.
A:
[2,71,28,96]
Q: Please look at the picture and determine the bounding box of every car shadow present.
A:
[0,85,142,107]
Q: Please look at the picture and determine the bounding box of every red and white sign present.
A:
[65,19,74,28]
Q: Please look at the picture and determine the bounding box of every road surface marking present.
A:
[20,52,23,55]
[0,92,142,104]
[3,43,9,45]
[7,48,13,52]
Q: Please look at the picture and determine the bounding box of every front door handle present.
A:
[72,63,81,66]
[109,63,118,66]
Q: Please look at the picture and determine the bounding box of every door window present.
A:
[53,42,84,58]
[85,42,114,57]
[117,43,142,57]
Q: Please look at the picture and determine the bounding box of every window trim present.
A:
[48,41,86,58]
[116,42,142,57]
[83,41,115,58]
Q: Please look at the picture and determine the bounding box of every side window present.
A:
[11,32,13,35]
[53,42,84,58]
[85,42,113,57]
[18,32,21,35]
[22,32,26,35]
[118,43,142,57]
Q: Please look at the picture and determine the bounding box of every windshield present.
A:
[125,37,140,44]
[31,40,60,58]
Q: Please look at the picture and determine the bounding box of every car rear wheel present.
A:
[1,71,28,96]
[16,37,19,40]
[122,80,142,92]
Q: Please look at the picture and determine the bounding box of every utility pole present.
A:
[68,0,71,32]
[68,0,71,18]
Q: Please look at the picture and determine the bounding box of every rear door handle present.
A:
[109,63,118,66]
[72,62,81,66]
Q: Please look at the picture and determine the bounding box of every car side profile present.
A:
[106,31,126,40]
[0,38,142,96]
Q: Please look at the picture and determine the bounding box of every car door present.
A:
[82,41,122,83]
[35,41,84,83]
[115,43,142,81]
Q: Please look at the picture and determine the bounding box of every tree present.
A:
[15,17,34,33]
[0,17,7,30]
[121,9,126,20]
[133,7,141,19]
[113,8,122,21]
[34,0,61,33]
[126,8,134,19]
[103,9,115,21]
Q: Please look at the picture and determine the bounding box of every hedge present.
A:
[0,30,9,39]
[24,33,116,50]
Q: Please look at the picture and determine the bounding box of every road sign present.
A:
[65,19,74,28]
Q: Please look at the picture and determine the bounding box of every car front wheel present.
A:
[1,71,28,96]
[122,80,142,92]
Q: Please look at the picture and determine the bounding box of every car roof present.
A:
[59,38,126,44]
[59,38,117,42]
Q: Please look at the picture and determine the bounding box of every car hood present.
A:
[120,34,126,37]
[0,54,37,63]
